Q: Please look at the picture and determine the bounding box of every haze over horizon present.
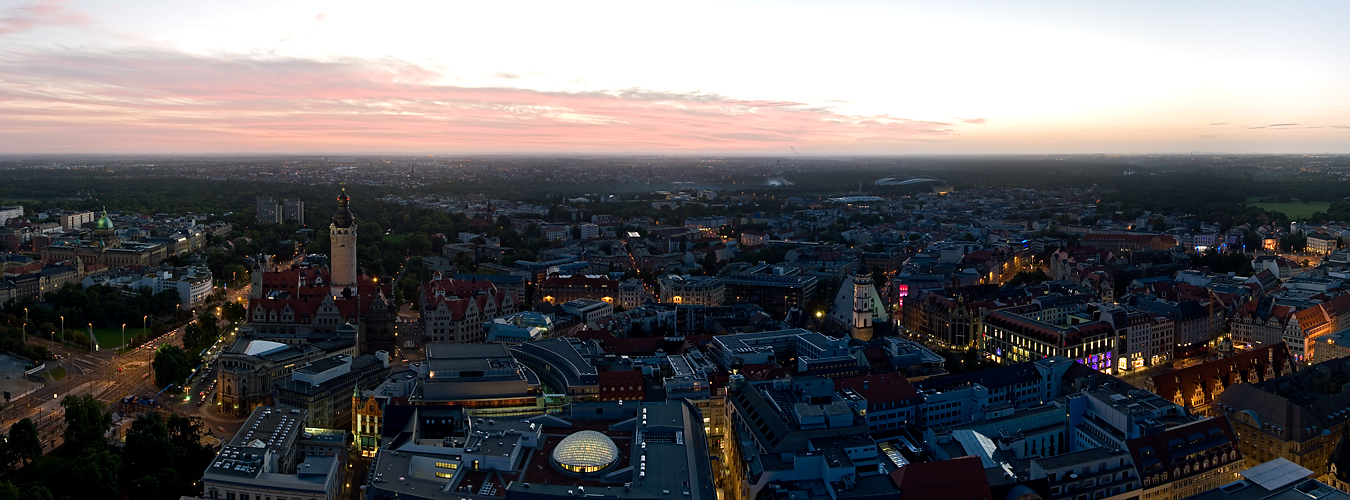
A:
[3,0,1348,155]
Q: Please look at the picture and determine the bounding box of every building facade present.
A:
[421,273,518,343]
[658,274,724,306]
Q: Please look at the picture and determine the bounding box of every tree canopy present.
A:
[61,394,111,452]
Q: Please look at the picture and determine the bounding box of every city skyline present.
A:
[2,0,1349,154]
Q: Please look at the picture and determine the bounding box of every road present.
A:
[0,328,183,451]
[0,285,256,454]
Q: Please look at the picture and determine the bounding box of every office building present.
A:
[721,263,818,314]
[273,352,392,429]
[538,274,621,304]
[361,400,713,500]
[199,406,343,500]
[658,274,724,306]
[1126,416,1243,500]
[215,337,358,416]
[1214,355,1350,476]
[256,196,282,224]
[283,197,305,225]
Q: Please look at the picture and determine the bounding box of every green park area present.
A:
[1249,197,1329,220]
[90,327,149,350]
[47,367,66,381]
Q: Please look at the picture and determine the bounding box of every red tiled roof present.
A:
[834,372,917,404]
[1296,305,1331,330]
[422,277,498,304]
[424,290,511,321]
[889,456,992,500]
[1149,343,1293,408]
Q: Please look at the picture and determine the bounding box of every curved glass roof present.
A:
[551,430,619,472]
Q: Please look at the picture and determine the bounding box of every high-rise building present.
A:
[0,205,22,226]
[256,196,281,224]
[329,189,357,295]
[282,198,304,225]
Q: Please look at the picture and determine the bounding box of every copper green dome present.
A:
[94,210,113,230]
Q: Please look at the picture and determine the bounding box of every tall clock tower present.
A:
[330,188,358,295]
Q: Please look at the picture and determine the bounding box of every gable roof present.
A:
[889,456,992,500]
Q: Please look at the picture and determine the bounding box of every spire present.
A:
[332,188,354,228]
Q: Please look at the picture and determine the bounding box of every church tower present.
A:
[850,272,875,341]
[330,188,358,295]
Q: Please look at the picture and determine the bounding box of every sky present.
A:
[1,0,1349,155]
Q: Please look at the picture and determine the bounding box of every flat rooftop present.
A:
[230,406,308,455]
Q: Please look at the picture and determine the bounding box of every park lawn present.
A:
[1250,199,1330,220]
[12,444,77,489]
[90,326,149,349]
[384,233,409,243]
[47,367,66,381]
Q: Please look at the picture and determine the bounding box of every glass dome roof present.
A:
[551,430,619,474]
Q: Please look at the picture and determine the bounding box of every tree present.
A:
[1007,270,1050,286]
[123,413,172,482]
[67,446,120,499]
[152,345,193,388]
[222,263,248,285]
[132,475,162,500]
[0,437,17,473]
[7,418,41,467]
[61,394,111,452]
[221,301,246,323]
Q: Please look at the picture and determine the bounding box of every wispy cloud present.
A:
[0,48,958,153]
[0,0,89,35]
[958,117,988,125]
[1249,123,1299,129]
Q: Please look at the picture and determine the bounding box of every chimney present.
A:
[863,380,869,390]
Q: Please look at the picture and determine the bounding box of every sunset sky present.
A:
[2,0,1348,155]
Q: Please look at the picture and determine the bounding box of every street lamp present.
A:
[121,323,126,351]
[22,308,27,345]
[143,315,148,340]
[59,316,63,342]
[88,323,93,351]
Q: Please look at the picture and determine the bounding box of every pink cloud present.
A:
[958,117,987,125]
[0,49,958,153]
[0,0,89,35]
